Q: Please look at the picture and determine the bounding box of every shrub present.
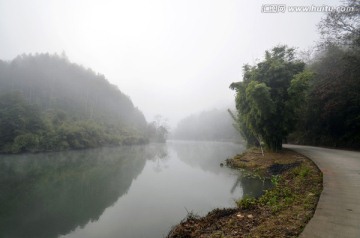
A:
[12,133,40,153]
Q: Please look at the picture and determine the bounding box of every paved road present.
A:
[284,145,360,238]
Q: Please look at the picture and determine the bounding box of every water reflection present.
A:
[232,176,271,198]
[148,144,169,173]
[0,145,163,238]
[170,141,271,198]
[169,140,245,174]
[0,142,270,238]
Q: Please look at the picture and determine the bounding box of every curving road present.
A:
[284,144,360,238]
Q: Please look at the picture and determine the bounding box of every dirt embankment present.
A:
[167,148,323,238]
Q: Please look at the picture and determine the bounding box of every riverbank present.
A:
[167,148,323,238]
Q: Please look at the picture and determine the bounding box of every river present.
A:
[0,141,270,238]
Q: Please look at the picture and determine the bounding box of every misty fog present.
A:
[170,109,242,142]
[0,0,341,128]
[1,0,359,237]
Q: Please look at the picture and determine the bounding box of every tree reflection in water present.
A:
[0,145,164,238]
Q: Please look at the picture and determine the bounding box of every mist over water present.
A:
[0,142,271,238]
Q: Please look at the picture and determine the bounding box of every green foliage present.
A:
[230,46,306,151]
[236,196,257,210]
[0,92,45,152]
[271,175,280,187]
[258,181,294,214]
[235,162,320,216]
[12,133,40,153]
[292,165,310,179]
[0,96,148,153]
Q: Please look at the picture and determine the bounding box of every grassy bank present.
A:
[167,148,323,238]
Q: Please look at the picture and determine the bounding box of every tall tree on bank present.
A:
[230,46,309,151]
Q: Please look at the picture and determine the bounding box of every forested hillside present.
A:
[0,53,149,153]
[171,109,242,142]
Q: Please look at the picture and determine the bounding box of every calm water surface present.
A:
[0,141,270,238]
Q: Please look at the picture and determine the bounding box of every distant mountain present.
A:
[0,53,149,153]
[170,109,243,142]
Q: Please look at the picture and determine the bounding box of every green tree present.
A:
[230,46,307,151]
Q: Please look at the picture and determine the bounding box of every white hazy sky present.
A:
[0,0,342,127]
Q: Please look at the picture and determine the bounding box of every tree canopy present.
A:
[230,46,308,151]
